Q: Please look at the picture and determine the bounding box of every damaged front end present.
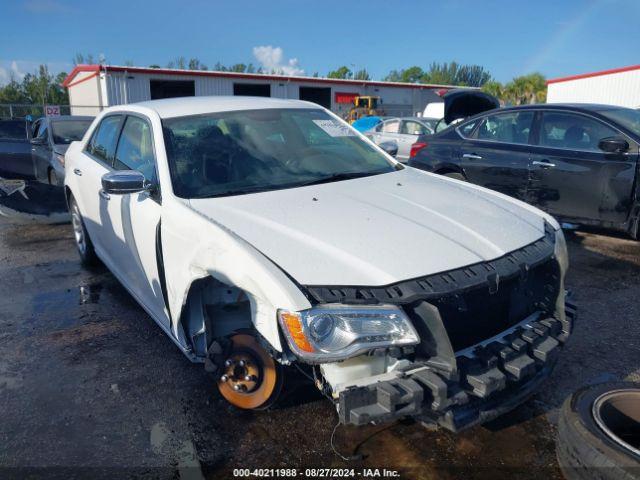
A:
[281,223,576,432]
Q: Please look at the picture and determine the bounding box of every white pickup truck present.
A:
[64,96,575,431]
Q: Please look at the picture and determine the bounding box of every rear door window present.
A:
[458,119,480,139]
[381,120,400,133]
[114,116,157,183]
[539,112,618,152]
[476,111,534,144]
[86,115,123,164]
[401,120,429,135]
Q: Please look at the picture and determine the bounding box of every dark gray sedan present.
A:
[30,116,93,186]
[409,103,640,238]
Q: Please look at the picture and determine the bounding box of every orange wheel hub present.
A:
[217,334,281,410]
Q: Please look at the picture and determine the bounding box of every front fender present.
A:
[161,199,312,352]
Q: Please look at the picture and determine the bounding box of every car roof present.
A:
[121,96,320,119]
[495,103,632,114]
[36,115,95,123]
[50,115,95,121]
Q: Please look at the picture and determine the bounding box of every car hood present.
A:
[188,169,547,286]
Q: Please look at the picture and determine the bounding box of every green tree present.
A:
[401,66,424,83]
[0,77,28,104]
[482,80,505,103]
[353,68,370,80]
[73,53,95,65]
[188,58,207,70]
[167,57,186,69]
[383,70,402,82]
[327,66,352,79]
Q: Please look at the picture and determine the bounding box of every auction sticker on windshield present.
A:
[313,119,356,137]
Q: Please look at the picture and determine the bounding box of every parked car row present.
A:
[364,90,500,162]
[0,114,93,219]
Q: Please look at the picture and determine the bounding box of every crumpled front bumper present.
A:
[337,299,577,432]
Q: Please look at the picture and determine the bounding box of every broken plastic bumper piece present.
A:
[337,299,577,432]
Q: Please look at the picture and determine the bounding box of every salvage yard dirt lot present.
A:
[0,219,638,479]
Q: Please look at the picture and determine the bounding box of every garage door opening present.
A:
[150,80,195,100]
[299,87,331,109]
[233,83,271,97]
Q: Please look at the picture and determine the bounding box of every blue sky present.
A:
[1,0,639,85]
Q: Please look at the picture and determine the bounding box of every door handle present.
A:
[532,160,556,169]
[462,153,483,160]
[73,168,82,176]
[99,189,110,201]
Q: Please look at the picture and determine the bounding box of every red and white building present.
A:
[62,64,462,117]
[547,64,640,108]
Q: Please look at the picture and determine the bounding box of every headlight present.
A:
[278,304,419,363]
[55,153,65,166]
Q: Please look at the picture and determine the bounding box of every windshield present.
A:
[162,108,396,198]
[593,107,640,137]
[51,120,92,144]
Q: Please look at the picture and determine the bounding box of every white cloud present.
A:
[10,61,26,81]
[252,46,304,76]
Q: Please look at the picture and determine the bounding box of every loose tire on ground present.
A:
[69,195,98,266]
[556,382,640,480]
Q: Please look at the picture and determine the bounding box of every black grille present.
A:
[415,257,560,351]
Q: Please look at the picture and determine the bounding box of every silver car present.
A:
[366,117,437,162]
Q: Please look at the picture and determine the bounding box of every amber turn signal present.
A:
[279,311,315,353]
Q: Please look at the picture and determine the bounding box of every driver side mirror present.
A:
[379,141,398,157]
[598,136,629,153]
[101,170,151,195]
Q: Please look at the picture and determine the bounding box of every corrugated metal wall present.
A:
[547,69,640,108]
[100,71,435,116]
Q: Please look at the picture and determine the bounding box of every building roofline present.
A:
[547,64,640,85]
[62,64,472,90]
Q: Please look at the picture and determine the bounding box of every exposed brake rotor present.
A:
[217,333,282,410]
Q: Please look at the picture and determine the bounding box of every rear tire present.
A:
[556,382,640,480]
[69,195,98,266]
[443,172,466,182]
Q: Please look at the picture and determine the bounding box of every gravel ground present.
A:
[0,219,638,479]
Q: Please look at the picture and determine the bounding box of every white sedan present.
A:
[64,96,575,429]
